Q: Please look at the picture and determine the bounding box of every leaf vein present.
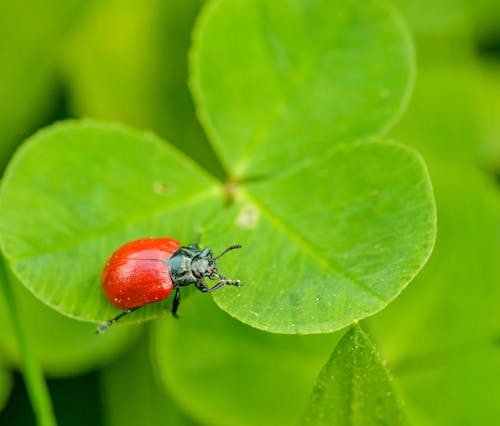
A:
[245,191,386,303]
[9,187,219,262]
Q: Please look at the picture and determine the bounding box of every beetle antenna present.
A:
[214,244,243,260]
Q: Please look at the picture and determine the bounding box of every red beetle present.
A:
[98,238,242,333]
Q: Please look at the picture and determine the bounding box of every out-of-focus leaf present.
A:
[390,0,471,39]
[63,0,223,178]
[391,0,500,41]
[0,0,88,168]
[101,330,197,426]
[476,64,500,171]
[153,293,340,426]
[390,66,488,166]
[304,324,406,426]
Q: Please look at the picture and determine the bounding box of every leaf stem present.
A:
[0,259,56,426]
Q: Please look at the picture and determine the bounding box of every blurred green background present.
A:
[0,0,499,425]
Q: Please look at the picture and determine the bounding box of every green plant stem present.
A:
[0,260,56,426]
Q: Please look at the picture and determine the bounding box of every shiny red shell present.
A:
[102,238,181,309]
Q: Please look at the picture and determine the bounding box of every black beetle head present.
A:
[191,244,242,280]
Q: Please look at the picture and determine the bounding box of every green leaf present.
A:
[191,0,430,333]
[0,120,221,325]
[101,331,197,426]
[304,324,406,426]
[211,141,436,333]
[153,293,340,426]
[191,0,415,176]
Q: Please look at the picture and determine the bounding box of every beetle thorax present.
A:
[168,246,218,287]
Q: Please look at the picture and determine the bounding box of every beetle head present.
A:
[191,244,242,280]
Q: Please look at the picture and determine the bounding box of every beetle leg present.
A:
[195,280,224,293]
[223,279,243,287]
[172,287,181,318]
[96,307,140,334]
[215,271,243,287]
[195,279,243,293]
